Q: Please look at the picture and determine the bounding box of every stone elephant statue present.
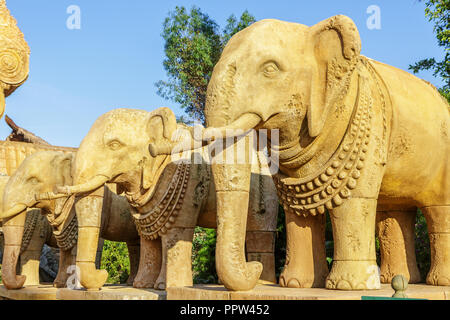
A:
[54,107,278,290]
[152,16,449,291]
[0,175,61,287]
[0,151,140,289]
[0,0,30,119]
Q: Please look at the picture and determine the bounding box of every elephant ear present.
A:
[52,152,74,187]
[53,152,75,216]
[307,15,361,137]
[147,107,177,141]
[142,107,177,189]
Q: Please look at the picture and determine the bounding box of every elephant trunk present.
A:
[212,135,262,291]
[1,210,26,289]
[148,113,262,157]
[75,187,108,290]
[56,175,109,196]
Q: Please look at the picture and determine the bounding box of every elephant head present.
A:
[178,16,360,291]
[0,0,30,118]
[0,151,73,289]
[56,107,180,196]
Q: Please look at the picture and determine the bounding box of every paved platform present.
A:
[57,284,166,300]
[167,283,450,300]
[0,284,57,300]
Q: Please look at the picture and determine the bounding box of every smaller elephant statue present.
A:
[55,107,279,291]
[0,151,140,289]
[0,174,60,287]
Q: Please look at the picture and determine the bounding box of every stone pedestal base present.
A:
[167,284,450,300]
[0,284,57,300]
[57,284,166,300]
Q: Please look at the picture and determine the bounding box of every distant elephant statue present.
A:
[54,107,278,290]
[0,151,140,289]
[151,16,449,291]
[0,0,30,119]
[0,174,60,287]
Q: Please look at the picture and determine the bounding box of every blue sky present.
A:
[3,0,444,147]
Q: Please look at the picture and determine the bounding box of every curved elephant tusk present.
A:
[200,113,262,141]
[0,203,27,220]
[55,175,109,196]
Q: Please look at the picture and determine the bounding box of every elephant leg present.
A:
[53,247,76,288]
[376,210,420,284]
[19,221,45,286]
[422,206,450,286]
[125,240,140,286]
[246,231,276,284]
[326,198,379,290]
[75,189,108,290]
[155,227,195,290]
[279,213,328,288]
[19,250,41,286]
[133,237,161,288]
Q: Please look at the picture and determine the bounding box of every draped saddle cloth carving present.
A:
[46,195,77,251]
[129,163,191,240]
[275,60,385,218]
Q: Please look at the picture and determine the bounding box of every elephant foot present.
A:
[279,265,327,288]
[133,272,156,289]
[426,266,450,286]
[325,261,380,290]
[77,262,108,290]
[154,273,166,290]
[126,270,138,287]
[380,269,421,285]
[53,274,68,288]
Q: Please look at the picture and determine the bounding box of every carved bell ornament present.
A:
[0,0,30,118]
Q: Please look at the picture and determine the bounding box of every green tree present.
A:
[409,0,449,102]
[156,6,256,124]
[191,227,218,284]
[100,240,130,284]
[156,7,256,284]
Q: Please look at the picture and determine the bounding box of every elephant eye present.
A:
[262,62,280,78]
[107,140,123,151]
[27,177,40,185]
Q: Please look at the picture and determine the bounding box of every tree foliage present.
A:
[409,0,450,102]
[192,227,218,284]
[101,240,130,284]
[156,6,256,124]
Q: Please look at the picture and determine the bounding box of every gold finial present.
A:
[0,0,30,118]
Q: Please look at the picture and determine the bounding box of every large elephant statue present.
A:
[53,107,278,291]
[0,0,30,119]
[0,151,140,289]
[151,16,449,291]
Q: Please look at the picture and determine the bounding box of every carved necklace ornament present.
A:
[130,163,190,240]
[47,195,78,251]
[274,73,373,218]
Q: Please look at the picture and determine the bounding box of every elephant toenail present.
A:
[287,278,301,288]
[336,280,352,290]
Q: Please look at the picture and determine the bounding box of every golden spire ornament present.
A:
[0,0,30,118]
